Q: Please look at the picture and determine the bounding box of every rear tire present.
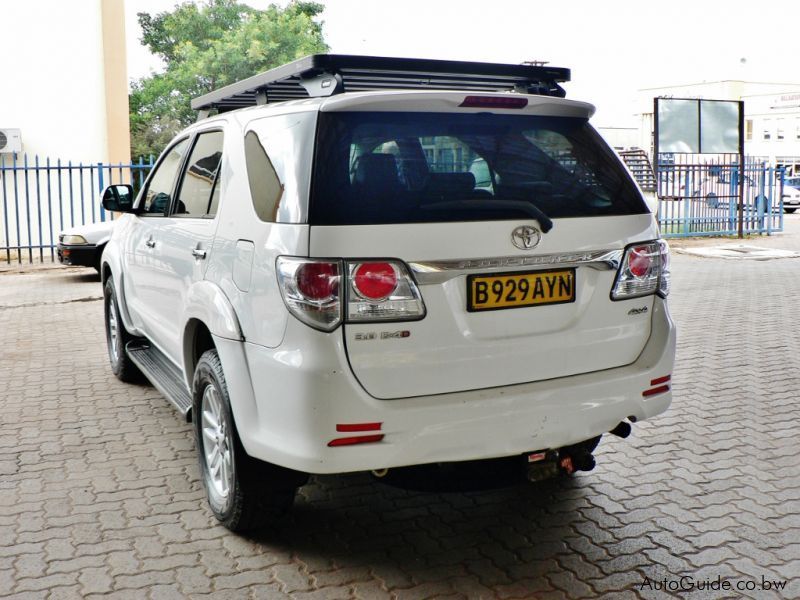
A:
[785,208,797,214]
[193,349,306,532]
[104,277,141,383]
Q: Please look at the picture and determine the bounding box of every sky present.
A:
[124,0,800,128]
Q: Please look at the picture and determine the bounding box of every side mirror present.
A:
[102,184,135,213]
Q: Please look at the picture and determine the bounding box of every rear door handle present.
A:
[192,248,207,259]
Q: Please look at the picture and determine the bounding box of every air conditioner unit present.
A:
[0,129,22,153]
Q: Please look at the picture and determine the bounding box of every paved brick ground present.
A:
[1,227,799,599]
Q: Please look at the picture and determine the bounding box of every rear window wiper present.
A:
[420,200,553,233]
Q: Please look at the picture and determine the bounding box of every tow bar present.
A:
[525,448,596,481]
[525,422,632,482]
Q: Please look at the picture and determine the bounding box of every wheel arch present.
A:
[101,261,139,337]
[183,318,217,391]
[182,281,243,388]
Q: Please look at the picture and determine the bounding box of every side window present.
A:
[174,131,224,218]
[244,131,283,222]
[141,138,190,214]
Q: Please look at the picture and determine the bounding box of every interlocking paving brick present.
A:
[2,229,800,599]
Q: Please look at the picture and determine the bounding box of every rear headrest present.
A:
[352,153,402,191]
[425,172,476,194]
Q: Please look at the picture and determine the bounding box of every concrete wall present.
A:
[0,0,130,259]
[1,0,129,163]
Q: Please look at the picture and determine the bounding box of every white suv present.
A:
[100,55,676,531]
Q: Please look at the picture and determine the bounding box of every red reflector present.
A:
[336,422,382,432]
[642,385,670,397]
[629,246,653,278]
[527,452,547,463]
[460,95,528,109]
[650,375,671,386]
[327,434,384,447]
[353,262,397,300]
[296,262,339,301]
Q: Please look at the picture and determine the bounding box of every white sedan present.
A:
[57,220,115,272]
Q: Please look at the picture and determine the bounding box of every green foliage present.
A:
[130,0,328,159]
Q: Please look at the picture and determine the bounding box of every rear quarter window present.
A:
[244,111,317,223]
[310,112,648,225]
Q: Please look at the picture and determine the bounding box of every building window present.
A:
[777,120,785,141]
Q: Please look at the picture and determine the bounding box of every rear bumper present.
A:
[57,244,98,268]
[222,297,676,474]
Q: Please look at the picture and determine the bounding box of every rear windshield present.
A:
[309,111,648,225]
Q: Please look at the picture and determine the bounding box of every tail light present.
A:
[277,257,426,330]
[276,258,342,331]
[611,240,670,300]
[658,241,671,297]
[353,262,398,300]
[346,260,425,322]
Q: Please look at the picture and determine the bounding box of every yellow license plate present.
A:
[467,269,576,312]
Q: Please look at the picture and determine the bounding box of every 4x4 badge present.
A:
[511,226,541,250]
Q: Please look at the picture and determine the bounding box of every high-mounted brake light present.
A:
[611,240,670,301]
[460,95,528,109]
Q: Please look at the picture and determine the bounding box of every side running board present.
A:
[126,341,193,422]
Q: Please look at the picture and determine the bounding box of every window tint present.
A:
[244,131,283,222]
[310,112,648,225]
[142,138,190,214]
[174,131,224,218]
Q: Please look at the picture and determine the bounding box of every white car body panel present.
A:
[236,297,674,473]
[319,89,596,118]
[312,216,657,399]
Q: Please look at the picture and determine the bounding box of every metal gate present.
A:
[656,155,784,237]
[0,154,154,264]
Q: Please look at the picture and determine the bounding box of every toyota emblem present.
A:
[511,225,541,250]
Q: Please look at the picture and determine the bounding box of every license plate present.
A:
[467,268,576,312]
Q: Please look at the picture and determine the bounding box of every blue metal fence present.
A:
[0,154,154,264]
[656,156,784,237]
[0,151,788,263]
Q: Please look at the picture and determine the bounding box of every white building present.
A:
[1,0,130,261]
[1,0,130,163]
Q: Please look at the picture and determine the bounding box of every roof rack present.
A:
[191,54,570,113]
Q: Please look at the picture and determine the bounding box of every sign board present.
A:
[655,98,743,154]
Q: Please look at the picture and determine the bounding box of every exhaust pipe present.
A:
[609,421,632,438]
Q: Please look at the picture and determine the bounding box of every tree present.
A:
[130,0,328,159]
